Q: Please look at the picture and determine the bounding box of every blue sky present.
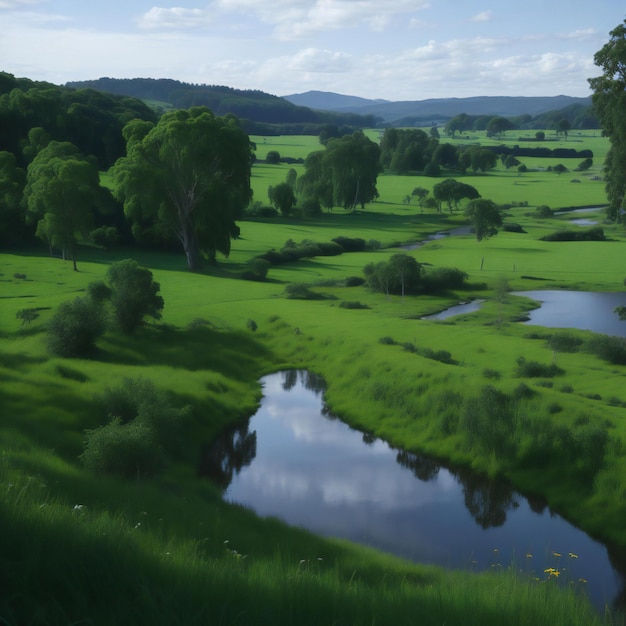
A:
[1,1,623,100]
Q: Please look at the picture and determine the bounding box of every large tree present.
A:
[22,141,101,270]
[298,131,381,211]
[112,107,253,270]
[465,199,502,242]
[433,179,480,214]
[588,18,626,221]
[0,151,26,245]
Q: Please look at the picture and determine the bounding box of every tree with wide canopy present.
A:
[112,107,253,270]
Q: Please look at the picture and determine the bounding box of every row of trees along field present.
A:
[2,16,626,272]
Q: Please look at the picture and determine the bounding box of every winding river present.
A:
[202,370,625,612]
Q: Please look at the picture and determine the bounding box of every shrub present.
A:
[547,332,583,353]
[106,259,164,334]
[482,368,501,380]
[535,205,553,218]
[339,301,369,310]
[16,308,40,326]
[86,280,112,303]
[344,276,365,287]
[422,267,468,292]
[300,198,322,217]
[242,258,270,281]
[80,417,165,478]
[47,296,105,358]
[378,336,396,345]
[502,223,526,233]
[587,335,626,365]
[265,150,281,164]
[246,319,258,332]
[284,283,322,300]
[515,356,564,378]
[540,227,605,242]
[332,236,367,252]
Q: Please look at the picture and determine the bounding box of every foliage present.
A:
[515,356,564,378]
[242,257,270,281]
[464,198,502,241]
[540,227,605,241]
[363,253,421,296]
[268,181,296,216]
[421,267,469,293]
[16,308,39,326]
[112,107,253,270]
[587,334,626,364]
[547,332,583,353]
[47,296,105,357]
[106,259,164,333]
[0,151,27,245]
[379,128,433,173]
[246,318,258,332]
[338,301,369,310]
[284,283,324,300]
[535,205,553,218]
[22,141,104,270]
[588,18,626,219]
[432,178,480,213]
[265,150,281,164]
[331,236,367,252]
[299,131,382,211]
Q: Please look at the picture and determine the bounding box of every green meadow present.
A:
[1,130,625,625]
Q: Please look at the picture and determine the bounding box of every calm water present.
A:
[203,371,625,611]
[514,291,626,337]
[422,299,484,320]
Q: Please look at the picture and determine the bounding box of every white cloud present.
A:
[137,6,213,30]
[216,0,431,39]
[471,9,493,22]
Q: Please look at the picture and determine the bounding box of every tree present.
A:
[465,198,502,242]
[588,19,626,220]
[433,179,479,214]
[364,253,421,297]
[266,150,281,164]
[429,126,440,139]
[411,186,429,209]
[106,259,164,333]
[299,131,381,211]
[22,141,101,270]
[555,119,571,140]
[553,163,568,176]
[0,151,27,245]
[47,296,105,357]
[503,155,520,170]
[486,117,515,138]
[575,158,593,171]
[535,131,546,141]
[112,108,253,270]
[268,182,296,216]
[433,143,459,170]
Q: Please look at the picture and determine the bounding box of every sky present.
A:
[1,1,624,101]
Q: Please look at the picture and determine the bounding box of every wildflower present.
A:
[525,553,533,559]
[73,504,85,512]
[578,578,588,584]
[134,522,141,529]
[552,552,562,557]
[568,552,579,559]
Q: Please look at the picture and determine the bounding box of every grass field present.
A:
[1,129,625,625]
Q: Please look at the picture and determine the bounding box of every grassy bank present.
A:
[1,130,624,624]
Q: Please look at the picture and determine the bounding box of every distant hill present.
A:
[282,91,593,124]
[65,78,380,133]
[284,90,389,110]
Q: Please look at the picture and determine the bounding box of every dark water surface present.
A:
[204,371,624,611]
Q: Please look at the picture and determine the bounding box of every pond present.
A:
[202,371,625,612]
[422,299,485,321]
[514,290,626,337]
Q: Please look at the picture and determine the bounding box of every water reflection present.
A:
[203,371,624,611]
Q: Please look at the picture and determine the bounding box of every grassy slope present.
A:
[1,130,624,625]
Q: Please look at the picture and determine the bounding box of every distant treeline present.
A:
[66,78,380,134]
[487,145,593,159]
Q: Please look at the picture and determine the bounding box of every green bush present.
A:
[534,205,553,218]
[80,417,165,478]
[587,335,626,365]
[47,296,105,358]
[540,227,605,242]
[106,259,164,334]
[339,301,369,310]
[516,356,564,378]
[242,258,270,281]
[547,332,583,353]
[422,267,468,292]
[284,283,322,300]
[344,276,365,287]
[332,236,367,252]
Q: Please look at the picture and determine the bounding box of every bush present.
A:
[378,336,396,345]
[515,356,564,378]
[422,267,468,292]
[106,259,164,333]
[300,198,322,217]
[339,301,369,310]
[265,150,281,164]
[47,296,105,358]
[540,227,605,242]
[587,335,626,365]
[246,319,258,332]
[332,236,367,252]
[344,276,365,287]
[284,283,322,300]
[80,417,165,478]
[534,205,553,218]
[482,368,501,380]
[242,258,270,281]
[502,223,526,233]
[16,308,40,326]
[547,332,583,353]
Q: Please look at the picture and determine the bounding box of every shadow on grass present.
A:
[97,325,273,378]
